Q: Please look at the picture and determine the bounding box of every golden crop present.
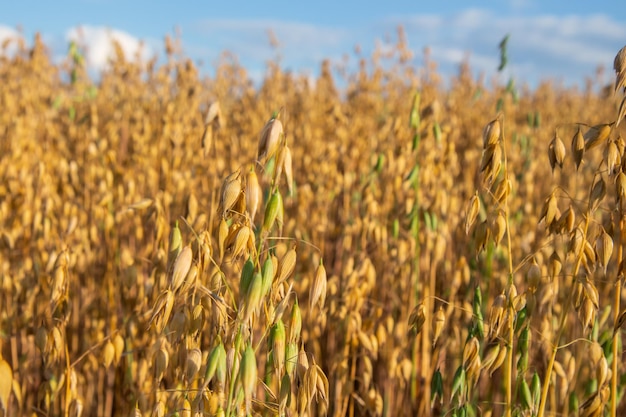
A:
[1,32,626,417]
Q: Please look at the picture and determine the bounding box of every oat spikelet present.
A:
[480,342,500,372]
[584,123,613,151]
[270,320,286,376]
[606,140,621,175]
[589,176,606,209]
[220,170,242,216]
[201,124,213,158]
[463,336,480,369]
[185,348,202,382]
[245,166,261,223]
[309,259,327,310]
[51,251,69,308]
[595,229,613,274]
[154,347,169,383]
[205,101,222,126]
[493,177,511,203]
[170,245,193,293]
[240,344,258,415]
[553,205,575,235]
[217,218,228,261]
[488,293,506,341]
[230,225,251,259]
[549,250,563,280]
[101,340,115,368]
[283,145,294,195]
[549,133,566,171]
[481,144,502,185]
[465,192,480,235]
[474,220,491,254]
[572,127,585,170]
[241,272,263,323]
[263,191,282,233]
[257,117,283,165]
[483,119,501,148]
[526,258,542,289]
[596,356,609,388]
[579,392,602,417]
[538,192,558,227]
[408,303,426,336]
[491,210,506,247]
[149,290,175,333]
[276,247,297,286]
[432,306,445,347]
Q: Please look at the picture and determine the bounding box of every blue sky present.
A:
[1,0,624,88]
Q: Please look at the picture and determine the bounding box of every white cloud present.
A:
[65,25,153,73]
[378,9,625,86]
[5,8,623,89]
[0,25,24,56]
[188,11,624,88]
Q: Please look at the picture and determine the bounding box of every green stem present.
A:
[410,164,421,407]
[499,114,515,417]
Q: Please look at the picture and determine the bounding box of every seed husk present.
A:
[276,247,297,286]
[0,357,13,412]
[102,340,115,368]
[548,133,566,171]
[263,191,282,233]
[270,320,286,376]
[584,123,613,151]
[309,260,327,310]
[170,245,193,293]
[432,306,445,347]
[240,344,258,414]
[220,170,242,215]
[257,117,283,165]
[245,167,261,223]
[572,128,585,170]
[288,299,302,344]
[465,192,480,235]
[483,119,501,148]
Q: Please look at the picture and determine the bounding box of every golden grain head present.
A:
[170,245,193,293]
[572,127,585,170]
[483,119,501,148]
[257,118,283,164]
[464,192,480,235]
[245,167,261,223]
[548,133,566,171]
[220,171,242,215]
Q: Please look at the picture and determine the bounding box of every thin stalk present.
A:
[499,114,515,417]
[409,90,422,409]
[410,165,421,408]
[64,335,71,417]
[420,251,436,415]
[610,213,624,416]
[537,212,591,417]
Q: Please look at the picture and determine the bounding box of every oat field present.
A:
[1,33,626,417]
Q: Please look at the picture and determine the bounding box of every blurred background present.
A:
[1,0,624,88]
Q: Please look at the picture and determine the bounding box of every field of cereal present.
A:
[1,33,626,417]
